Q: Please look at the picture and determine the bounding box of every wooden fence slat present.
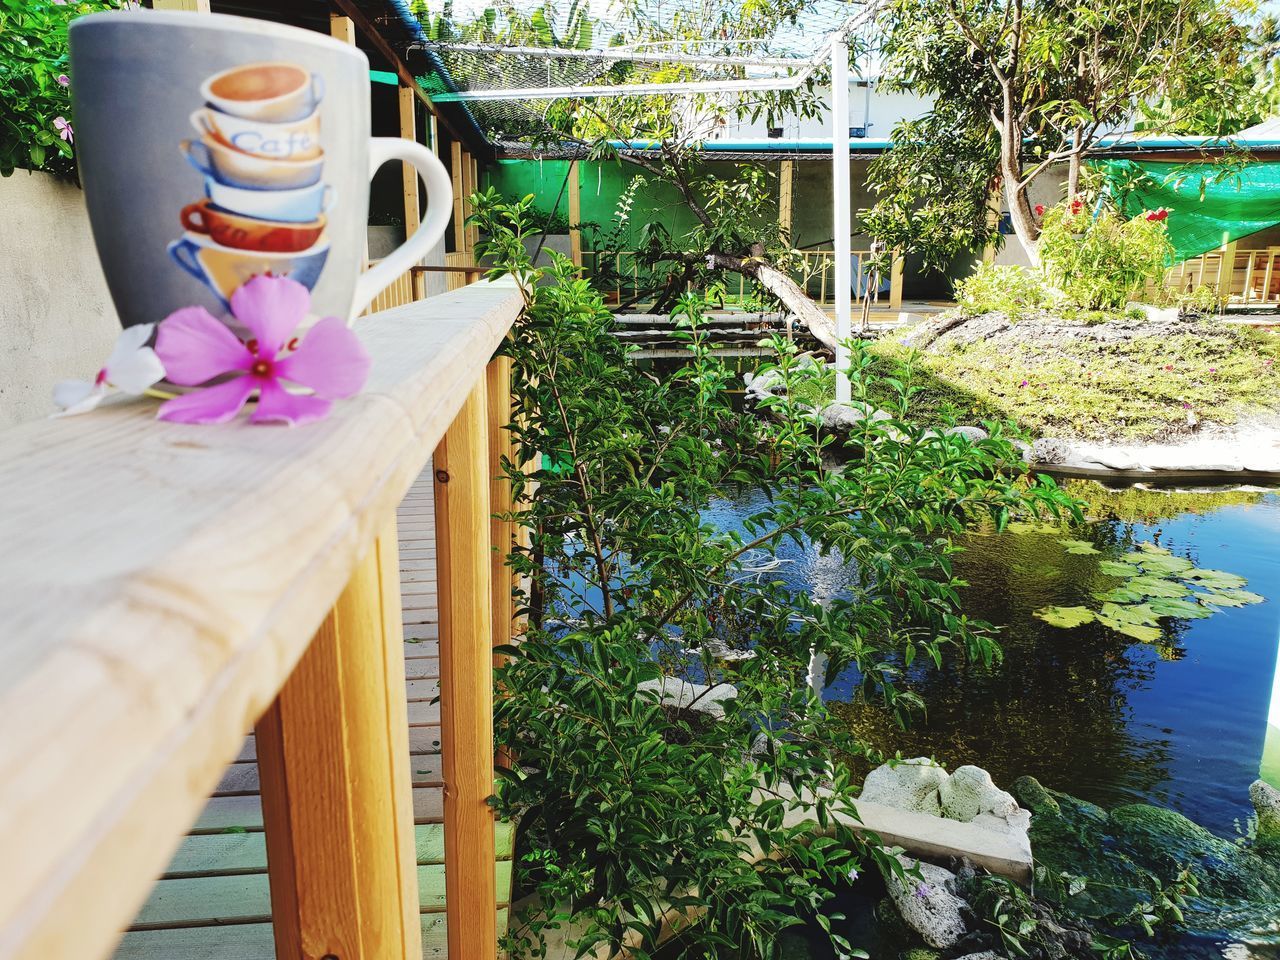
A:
[434,380,498,960]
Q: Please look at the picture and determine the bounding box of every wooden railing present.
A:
[1155,244,1280,306]
[0,280,523,960]
[582,247,905,312]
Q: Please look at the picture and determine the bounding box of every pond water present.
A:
[702,482,1280,838]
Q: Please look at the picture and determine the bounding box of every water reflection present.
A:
[701,484,1280,836]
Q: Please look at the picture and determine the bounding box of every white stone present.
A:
[819,402,867,431]
[939,765,1018,822]
[886,856,968,949]
[635,677,737,719]
[945,425,990,442]
[1031,437,1074,465]
[955,952,1004,960]
[860,758,947,815]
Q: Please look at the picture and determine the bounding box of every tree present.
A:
[870,0,1252,266]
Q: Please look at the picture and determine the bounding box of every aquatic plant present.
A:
[1034,541,1262,642]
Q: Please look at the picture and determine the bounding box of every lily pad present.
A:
[1059,538,1101,555]
[1136,543,1171,554]
[1147,597,1215,619]
[1035,605,1097,628]
[1099,560,1142,578]
[1199,588,1266,608]
[1097,615,1163,643]
[1127,576,1188,599]
[1100,602,1162,626]
[1093,586,1146,603]
[1134,554,1194,576]
[1186,569,1249,590]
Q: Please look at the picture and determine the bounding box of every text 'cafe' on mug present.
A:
[169,61,334,309]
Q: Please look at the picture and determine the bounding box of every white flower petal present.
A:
[109,346,165,394]
[106,323,156,369]
[52,381,107,417]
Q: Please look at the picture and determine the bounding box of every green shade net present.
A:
[1096,159,1280,262]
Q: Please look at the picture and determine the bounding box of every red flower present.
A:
[1145,208,1169,222]
[1034,204,1045,216]
[1070,198,1084,215]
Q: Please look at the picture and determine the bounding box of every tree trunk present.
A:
[1067,128,1082,200]
[1003,174,1041,268]
[705,252,839,352]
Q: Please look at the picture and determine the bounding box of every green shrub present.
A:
[955,262,1053,319]
[470,188,1079,959]
[0,0,122,178]
[1038,202,1173,310]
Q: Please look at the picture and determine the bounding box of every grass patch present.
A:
[860,316,1280,441]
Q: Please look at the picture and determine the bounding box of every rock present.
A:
[1030,437,1074,465]
[1250,779,1280,851]
[953,953,1003,960]
[900,950,943,960]
[1010,439,1033,463]
[861,758,948,815]
[635,677,737,719]
[1127,303,1180,324]
[1011,776,1061,817]
[885,857,968,949]
[945,425,989,443]
[972,808,1031,839]
[743,368,784,402]
[1085,446,1145,471]
[939,765,1018,822]
[819,402,867,432]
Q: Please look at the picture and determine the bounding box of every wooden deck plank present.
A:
[130,862,512,928]
[113,910,510,960]
[163,822,514,878]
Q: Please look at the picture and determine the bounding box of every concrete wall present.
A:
[367,224,449,299]
[0,171,118,428]
[991,167,1070,268]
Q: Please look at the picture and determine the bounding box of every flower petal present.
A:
[274,317,370,399]
[52,380,104,416]
[156,307,252,386]
[107,323,156,369]
[230,275,309,359]
[250,379,333,426]
[156,377,255,425]
[109,346,166,394]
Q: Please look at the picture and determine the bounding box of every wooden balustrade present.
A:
[581,247,904,311]
[1157,244,1280,307]
[0,280,523,960]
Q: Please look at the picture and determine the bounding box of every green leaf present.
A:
[1127,576,1188,598]
[1097,615,1162,643]
[1034,605,1096,628]
[1200,588,1265,607]
[1058,538,1100,555]
[1137,554,1195,576]
[1147,597,1215,619]
[1100,602,1161,626]
[1098,560,1142,577]
[1186,569,1249,590]
[1093,586,1146,603]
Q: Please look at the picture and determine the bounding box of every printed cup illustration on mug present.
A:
[168,60,333,310]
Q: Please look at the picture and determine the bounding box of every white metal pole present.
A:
[831,37,852,403]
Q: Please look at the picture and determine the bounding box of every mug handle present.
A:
[181,139,213,177]
[180,202,209,234]
[350,137,453,323]
[168,238,205,281]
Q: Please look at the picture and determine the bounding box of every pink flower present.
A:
[914,882,932,898]
[52,116,72,143]
[1208,367,1217,373]
[1164,364,1174,371]
[56,74,70,87]
[1019,379,1029,388]
[1266,359,1274,367]
[154,275,369,426]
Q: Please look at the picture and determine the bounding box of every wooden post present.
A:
[450,141,466,253]
[435,384,497,960]
[1217,239,1237,306]
[329,12,355,44]
[400,84,426,301]
[468,155,481,251]
[568,159,583,269]
[256,525,422,960]
[487,355,515,665]
[779,159,795,246]
[150,0,210,10]
[889,249,904,312]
